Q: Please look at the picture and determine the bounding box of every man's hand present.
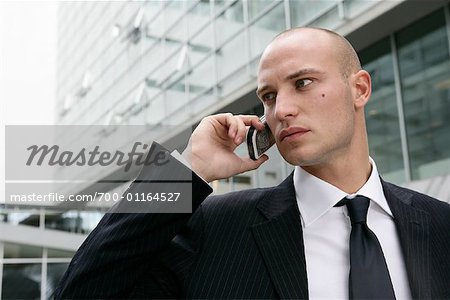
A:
[182,113,269,182]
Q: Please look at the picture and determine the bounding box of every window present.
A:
[396,9,450,180]
[215,0,244,46]
[249,2,285,60]
[360,38,405,183]
[290,0,337,27]
[2,264,41,299]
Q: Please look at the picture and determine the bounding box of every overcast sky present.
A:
[1,1,57,201]
[1,1,57,125]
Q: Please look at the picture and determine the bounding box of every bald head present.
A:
[267,27,361,79]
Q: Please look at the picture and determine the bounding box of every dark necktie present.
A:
[336,195,396,299]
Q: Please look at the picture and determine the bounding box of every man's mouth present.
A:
[279,127,310,142]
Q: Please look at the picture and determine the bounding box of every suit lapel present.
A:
[382,180,431,299]
[251,174,308,299]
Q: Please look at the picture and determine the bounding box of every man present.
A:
[55,28,450,299]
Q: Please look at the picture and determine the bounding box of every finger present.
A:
[224,114,239,140]
[234,117,248,145]
[215,113,264,143]
[234,115,264,145]
[238,154,269,173]
[227,114,250,143]
[214,113,238,139]
[238,115,265,130]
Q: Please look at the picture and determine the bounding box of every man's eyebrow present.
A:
[257,68,324,97]
[285,68,323,80]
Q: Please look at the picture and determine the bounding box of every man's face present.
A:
[257,30,356,167]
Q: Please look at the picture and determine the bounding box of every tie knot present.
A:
[336,195,370,225]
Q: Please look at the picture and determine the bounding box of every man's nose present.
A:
[274,92,298,120]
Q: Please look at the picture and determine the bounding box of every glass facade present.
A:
[0,206,104,234]
[396,10,450,180]
[360,8,450,183]
[0,242,73,299]
[57,0,379,128]
[360,39,405,183]
[3,1,450,299]
[290,0,338,27]
[53,0,450,188]
[2,263,41,299]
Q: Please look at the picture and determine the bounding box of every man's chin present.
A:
[279,148,320,167]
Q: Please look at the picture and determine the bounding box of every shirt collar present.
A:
[293,157,393,228]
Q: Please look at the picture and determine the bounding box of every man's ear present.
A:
[352,70,371,109]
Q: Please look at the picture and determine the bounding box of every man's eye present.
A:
[262,92,276,102]
[295,79,312,89]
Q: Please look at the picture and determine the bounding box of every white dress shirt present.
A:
[293,158,412,299]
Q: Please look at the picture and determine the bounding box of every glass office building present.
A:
[2,0,450,298]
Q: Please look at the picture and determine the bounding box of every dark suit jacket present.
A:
[55,143,450,299]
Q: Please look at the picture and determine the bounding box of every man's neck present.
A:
[301,156,372,194]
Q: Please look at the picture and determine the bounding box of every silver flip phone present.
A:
[246,115,275,160]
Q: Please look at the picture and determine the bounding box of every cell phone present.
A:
[246,115,275,160]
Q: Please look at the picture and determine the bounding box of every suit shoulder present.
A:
[201,186,274,211]
[384,181,450,213]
